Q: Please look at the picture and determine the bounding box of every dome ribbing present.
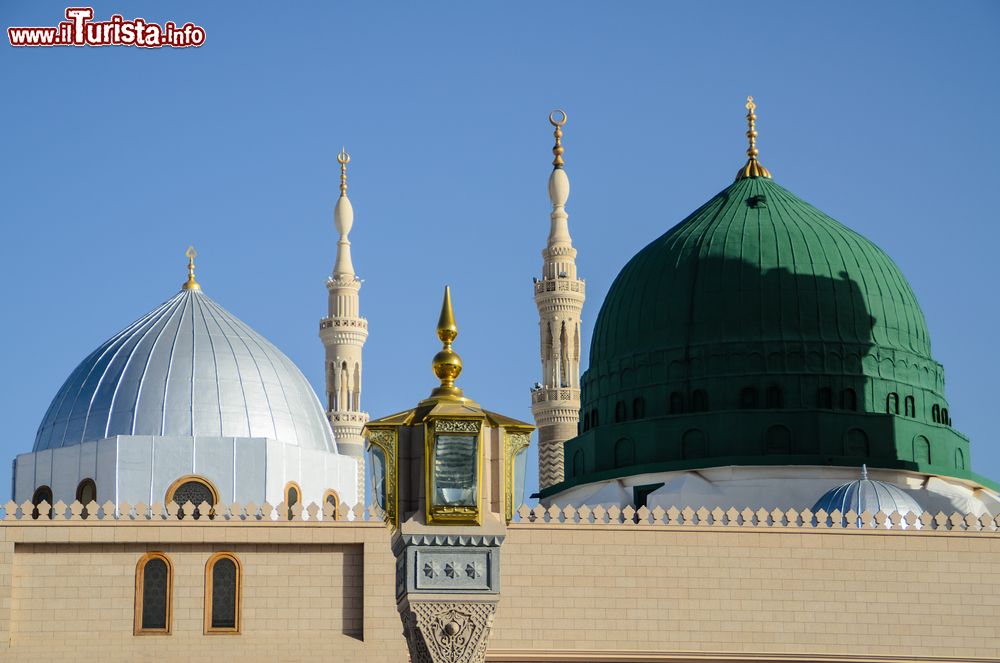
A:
[34,289,336,453]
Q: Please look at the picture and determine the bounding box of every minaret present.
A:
[532,110,585,490]
[320,148,369,496]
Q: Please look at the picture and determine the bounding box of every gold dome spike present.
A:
[549,109,567,169]
[428,286,465,401]
[182,246,201,291]
[736,96,772,180]
[337,147,350,197]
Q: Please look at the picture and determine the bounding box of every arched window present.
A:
[632,397,645,420]
[941,408,950,426]
[765,385,783,409]
[691,389,709,412]
[817,387,833,409]
[135,553,172,635]
[76,478,97,519]
[764,425,792,454]
[669,391,684,414]
[582,411,590,432]
[886,392,899,415]
[572,450,584,478]
[614,401,626,423]
[614,438,634,468]
[841,388,857,412]
[284,481,302,520]
[739,387,758,409]
[205,553,242,634]
[931,404,940,423]
[681,429,707,459]
[844,428,870,457]
[591,409,599,427]
[31,485,53,520]
[913,435,931,465]
[166,476,219,519]
[323,489,341,519]
[955,447,966,470]
[904,395,915,418]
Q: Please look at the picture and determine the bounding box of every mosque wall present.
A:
[0,504,997,662]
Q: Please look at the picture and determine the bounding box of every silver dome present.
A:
[812,466,923,526]
[34,289,336,453]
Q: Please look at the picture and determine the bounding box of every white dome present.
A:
[34,289,336,453]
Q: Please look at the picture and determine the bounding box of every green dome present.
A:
[550,176,981,496]
[591,177,931,363]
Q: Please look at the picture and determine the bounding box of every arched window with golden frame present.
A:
[323,489,341,519]
[165,475,219,519]
[204,552,242,634]
[284,481,302,520]
[135,552,173,635]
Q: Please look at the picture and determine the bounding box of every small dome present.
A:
[34,289,336,453]
[812,466,924,523]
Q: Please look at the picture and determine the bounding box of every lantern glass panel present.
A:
[370,446,387,511]
[432,434,478,506]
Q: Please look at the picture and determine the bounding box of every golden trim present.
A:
[283,481,302,520]
[204,552,242,635]
[427,286,466,402]
[182,246,201,291]
[322,489,341,520]
[549,109,567,169]
[165,474,220,508]
[365,426,398,527]
[503,429,531,523]
[735,96,772,180]
[337,147,350,197]
[134,552,173,636]
[425,417,484,525]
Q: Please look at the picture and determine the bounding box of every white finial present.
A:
[861,464,869,480]
[333,148,356,278]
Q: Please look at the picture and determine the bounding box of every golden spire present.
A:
[337,147,350,197]
[182,246,201,291]
[735,96,772,180]
[549,109,567,169]
[428,286,465,401]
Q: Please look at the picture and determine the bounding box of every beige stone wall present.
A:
[0,519,406,662]
[493,523,1000,662]
[1,504,999,662]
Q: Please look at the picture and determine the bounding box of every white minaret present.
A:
[320,148,369,496]
[532,111,585,490]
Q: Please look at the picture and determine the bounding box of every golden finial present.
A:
[549,109,567,169]
[735,96,772,180]
[337,147,350,197]
[428,286,465,401]
[182,246,201,291]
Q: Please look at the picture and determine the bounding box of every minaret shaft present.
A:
[532,111,585,490]
[321,149,369,496]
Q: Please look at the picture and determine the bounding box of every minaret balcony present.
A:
[328,410,370,424]
[320,316,368,331]
[534,279,586,296]
[530,386,581,405]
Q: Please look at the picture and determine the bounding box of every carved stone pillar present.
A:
[400,598,497,663]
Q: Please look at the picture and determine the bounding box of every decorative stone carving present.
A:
[400,600,497,663]
[433,419,481,434]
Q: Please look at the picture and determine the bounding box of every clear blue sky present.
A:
[2,1,998,502]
